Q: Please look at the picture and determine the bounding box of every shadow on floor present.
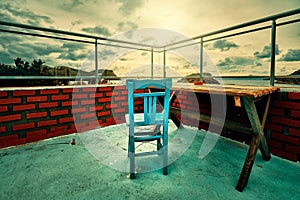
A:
[0,123,299,200]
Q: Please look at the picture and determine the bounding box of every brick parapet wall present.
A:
[0,85,129,148]
[265,92,300,161]
[0,86,299,162]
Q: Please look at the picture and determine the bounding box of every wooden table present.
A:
[165,83,280,192]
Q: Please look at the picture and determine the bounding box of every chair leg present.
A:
[129,152,136,179]
[157,138,162,150]
[127,140,130,157]
[163,167,168,175]
[163,146,168,175]
[130,173,136,179]
[156,128,162,151]
[162,130,168,175]
[129,136,136,179]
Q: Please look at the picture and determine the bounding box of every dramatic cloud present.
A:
[0,51,14,64]
[279,49,300,62]
[99,49,117,60]
[0,8,17,22]
[58,42,88,61]
[71,20,82,26]
[117,21,138,39]
[0,33,62,64]
[0,34,23,49]
[81,26,112,37]
[58,51,87,61]
[141,52,148,56]
[61,42,86,50]
[117,21,138,31]
[61,0,86,11]
[0,3,53,25]
[217,57,254,67]
[20,44,59,58]
[255,61,262,66]
[116,0,145,16]
[254,44,280,59]
[212,39,239,51]
[215,56,270,75]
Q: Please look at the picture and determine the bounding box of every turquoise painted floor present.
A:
[0,123,299,200]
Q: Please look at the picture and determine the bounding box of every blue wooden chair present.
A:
[125,78,172,179]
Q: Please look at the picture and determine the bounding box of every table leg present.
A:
[258,95,272,161]
[153,89,182,128]
[236,134,261,192]
[236,96,271,192]
[169,112,182,128]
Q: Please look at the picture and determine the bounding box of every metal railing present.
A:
[0,8,299,86]
[160,8,300,85]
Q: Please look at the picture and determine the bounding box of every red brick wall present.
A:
[265,92,300,161]
[0,85,128,148]
[0,86,299,162]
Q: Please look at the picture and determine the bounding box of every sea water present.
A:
[220,77,300,92]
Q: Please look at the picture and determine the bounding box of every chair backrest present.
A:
[126,78,172,128]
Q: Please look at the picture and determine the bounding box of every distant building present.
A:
[89,69,120,84]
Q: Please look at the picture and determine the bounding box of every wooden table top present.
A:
[171,83,280,98]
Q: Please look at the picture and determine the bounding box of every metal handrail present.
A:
[164,18,300,52]
[162,8,300,85]
[0,21,154,49]
[0,8,299,86]
[162,8,300,49]
[1,8,298,50]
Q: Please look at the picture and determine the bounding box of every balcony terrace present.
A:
[0,8,300,200]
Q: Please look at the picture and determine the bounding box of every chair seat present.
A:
[125,113,164,126]
[125,113,162,138]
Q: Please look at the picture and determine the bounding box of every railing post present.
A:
[200,37,204,82]
[163,48,166,78]
[151,48,154,79]
[95,39,99,85]
[270,20,276,86]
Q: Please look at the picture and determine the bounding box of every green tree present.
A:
[14,57,27,75]
[31,59,44,75]
[14,57,24,68]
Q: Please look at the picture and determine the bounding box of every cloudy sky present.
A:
[0,0,299,77]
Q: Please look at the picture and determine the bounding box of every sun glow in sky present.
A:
[0,0,299,77]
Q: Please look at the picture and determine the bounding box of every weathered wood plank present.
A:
[170,107,253,134]
[172,83,280,98]
[241,97,270,158]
